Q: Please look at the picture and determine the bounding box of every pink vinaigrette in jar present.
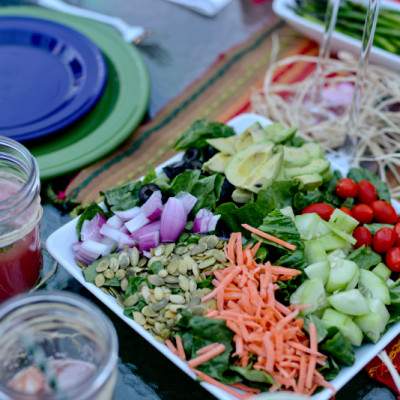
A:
[0,138,43,302]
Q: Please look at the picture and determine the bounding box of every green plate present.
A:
[0,7,150,180]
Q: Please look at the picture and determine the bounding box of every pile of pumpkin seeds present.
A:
[78,235,229,343]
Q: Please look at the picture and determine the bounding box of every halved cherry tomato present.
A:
[356,180,378,204]
[335,178,358,198]
[385,246,400,272]
[394,223,400,246]
[370,200,398,224]
[352,226,372,249]
[351,203,374,224]
[340,207,352,216]
[372,227,396,253]
[301,203,335,221]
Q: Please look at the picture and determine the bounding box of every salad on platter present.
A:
[64,116,400,399]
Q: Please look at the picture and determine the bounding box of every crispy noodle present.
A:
[251,37,400,200]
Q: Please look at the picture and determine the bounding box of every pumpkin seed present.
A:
[166,257,178,274]
[116,295,125,308]
[169,294,186,304]
[142,305,157,317]
[138,257,147,267]
[96,259,110,272]
[198,257,216,270]
[115,269,126,280]
[160,328,171,339]
[164,243,175,257]
[178,275,190,292]
[109,287,120,298]
[141,286,151,303]
[148,275,165,286]
[120,277,129,292]
[190,243,207,255]
[133,311,146,326]
[118,252,130,269]
[151,298,169,312]
[109,257,119,272]
[95,274,105,287]
[103,269,115,280]
[164,275,179,284]
[124,293,140,307]
[100,287,110,295]
[130,248,139,266]
[175,246,188,255]
[191,305,207,316]
[154,245,165,257]
[205,235,219,249]
[154,287,164,301]
[158,268,168,278]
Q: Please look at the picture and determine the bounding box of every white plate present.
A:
[47,113,400,400]
[272,0,400,72]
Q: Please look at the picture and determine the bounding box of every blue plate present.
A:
[0,16,107,142]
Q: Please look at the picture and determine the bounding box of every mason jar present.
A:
[0,136,42,302]
[0,291,118,400]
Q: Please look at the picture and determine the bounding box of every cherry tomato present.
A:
[372,227,396,253]
[340,207,352,216]
[351,203,374,224]
[356,180,378,204]
[370,200,398,224]
[352,226,372,249]
[385,246,400,272]
[394,223,400,246]
[335,178,358,198]
[301,203,335,221]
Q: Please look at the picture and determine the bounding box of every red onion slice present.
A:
[114,206,141,221]
[100,224,136,247]
[193,209,221,234]
[80,213,106,242]
[125,212,150,234]
[138,231,160,252]
[141,191,163,221]
[175,192,197,214]
[160,197,187,242]
[106,215,124,229]
[131,220,161,239]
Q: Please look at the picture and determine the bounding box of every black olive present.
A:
[183,148,201,163]
[185,160,203,170]
[162,160,186,179]
[219,179,235,203]
[139,183,161,203]
[203,145,218,161]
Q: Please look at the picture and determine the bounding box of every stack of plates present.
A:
[0,7,150,179]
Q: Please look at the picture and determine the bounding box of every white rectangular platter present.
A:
[46,113,400,400]
[272,0,400,73]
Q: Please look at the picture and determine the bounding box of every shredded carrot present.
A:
[188,344,226,368]
[230,382,261,394]
[165,339,178,356]
[175,334,186,361]
[196,342,220,355]
[241,223,297,251]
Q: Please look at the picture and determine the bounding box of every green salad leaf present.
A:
[170,170,224,214]
[102,180,142,212]
[173,120,235,151]
[320,327,355,367]
[346,245,382,270]
[84,254,120,286]
[177,310,234,383]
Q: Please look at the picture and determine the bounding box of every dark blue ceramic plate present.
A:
[0,16,107,142]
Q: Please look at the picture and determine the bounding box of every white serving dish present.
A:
[272,0,400,72]
[47,113,400,400]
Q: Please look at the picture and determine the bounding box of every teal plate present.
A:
[0,7,150,180]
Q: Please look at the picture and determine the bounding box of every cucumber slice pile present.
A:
[290,207,393,344]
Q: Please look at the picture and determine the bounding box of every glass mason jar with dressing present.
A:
[0,136,43,302]
[0,291,119,400]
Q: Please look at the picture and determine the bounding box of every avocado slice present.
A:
[283,142,325,168]
[206,135,238,155]
[262,124,297,144]
[293,173,323,190]
[284,158,330,179]
[225,141,283,193]
[235,122,264,152]
[232,188,252,204]
[202,153,232,174]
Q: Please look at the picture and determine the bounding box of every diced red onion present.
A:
[100,224,136,247]
[175,192,197,214]
[80,213,106,242]
[71,242,82,252]
[118,225,130,235]
[106,214,124,229]
[138,231,160,252]
[142,250,152,259]
[114,206,141,221]
[75,240,109,265]
[193,209,221,234]
[160,197,187,242]
[141,191,163,221]
[131,220,161,239]
[125,212,150,233]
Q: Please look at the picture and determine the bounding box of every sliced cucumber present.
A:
[358,269,390,305]
[325,259,359,293]
[322,220,357,246]
[329,209,359,234]
[327,249,347,262]
[290,277,328,315]
[295,213,331,240]
[354,300,389,344]
[304,261,330,286]
[371,262,392,282]
[322,308,363,346]
[327,289,369,316]
[304,240,327,263]
[317,233,351,252]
